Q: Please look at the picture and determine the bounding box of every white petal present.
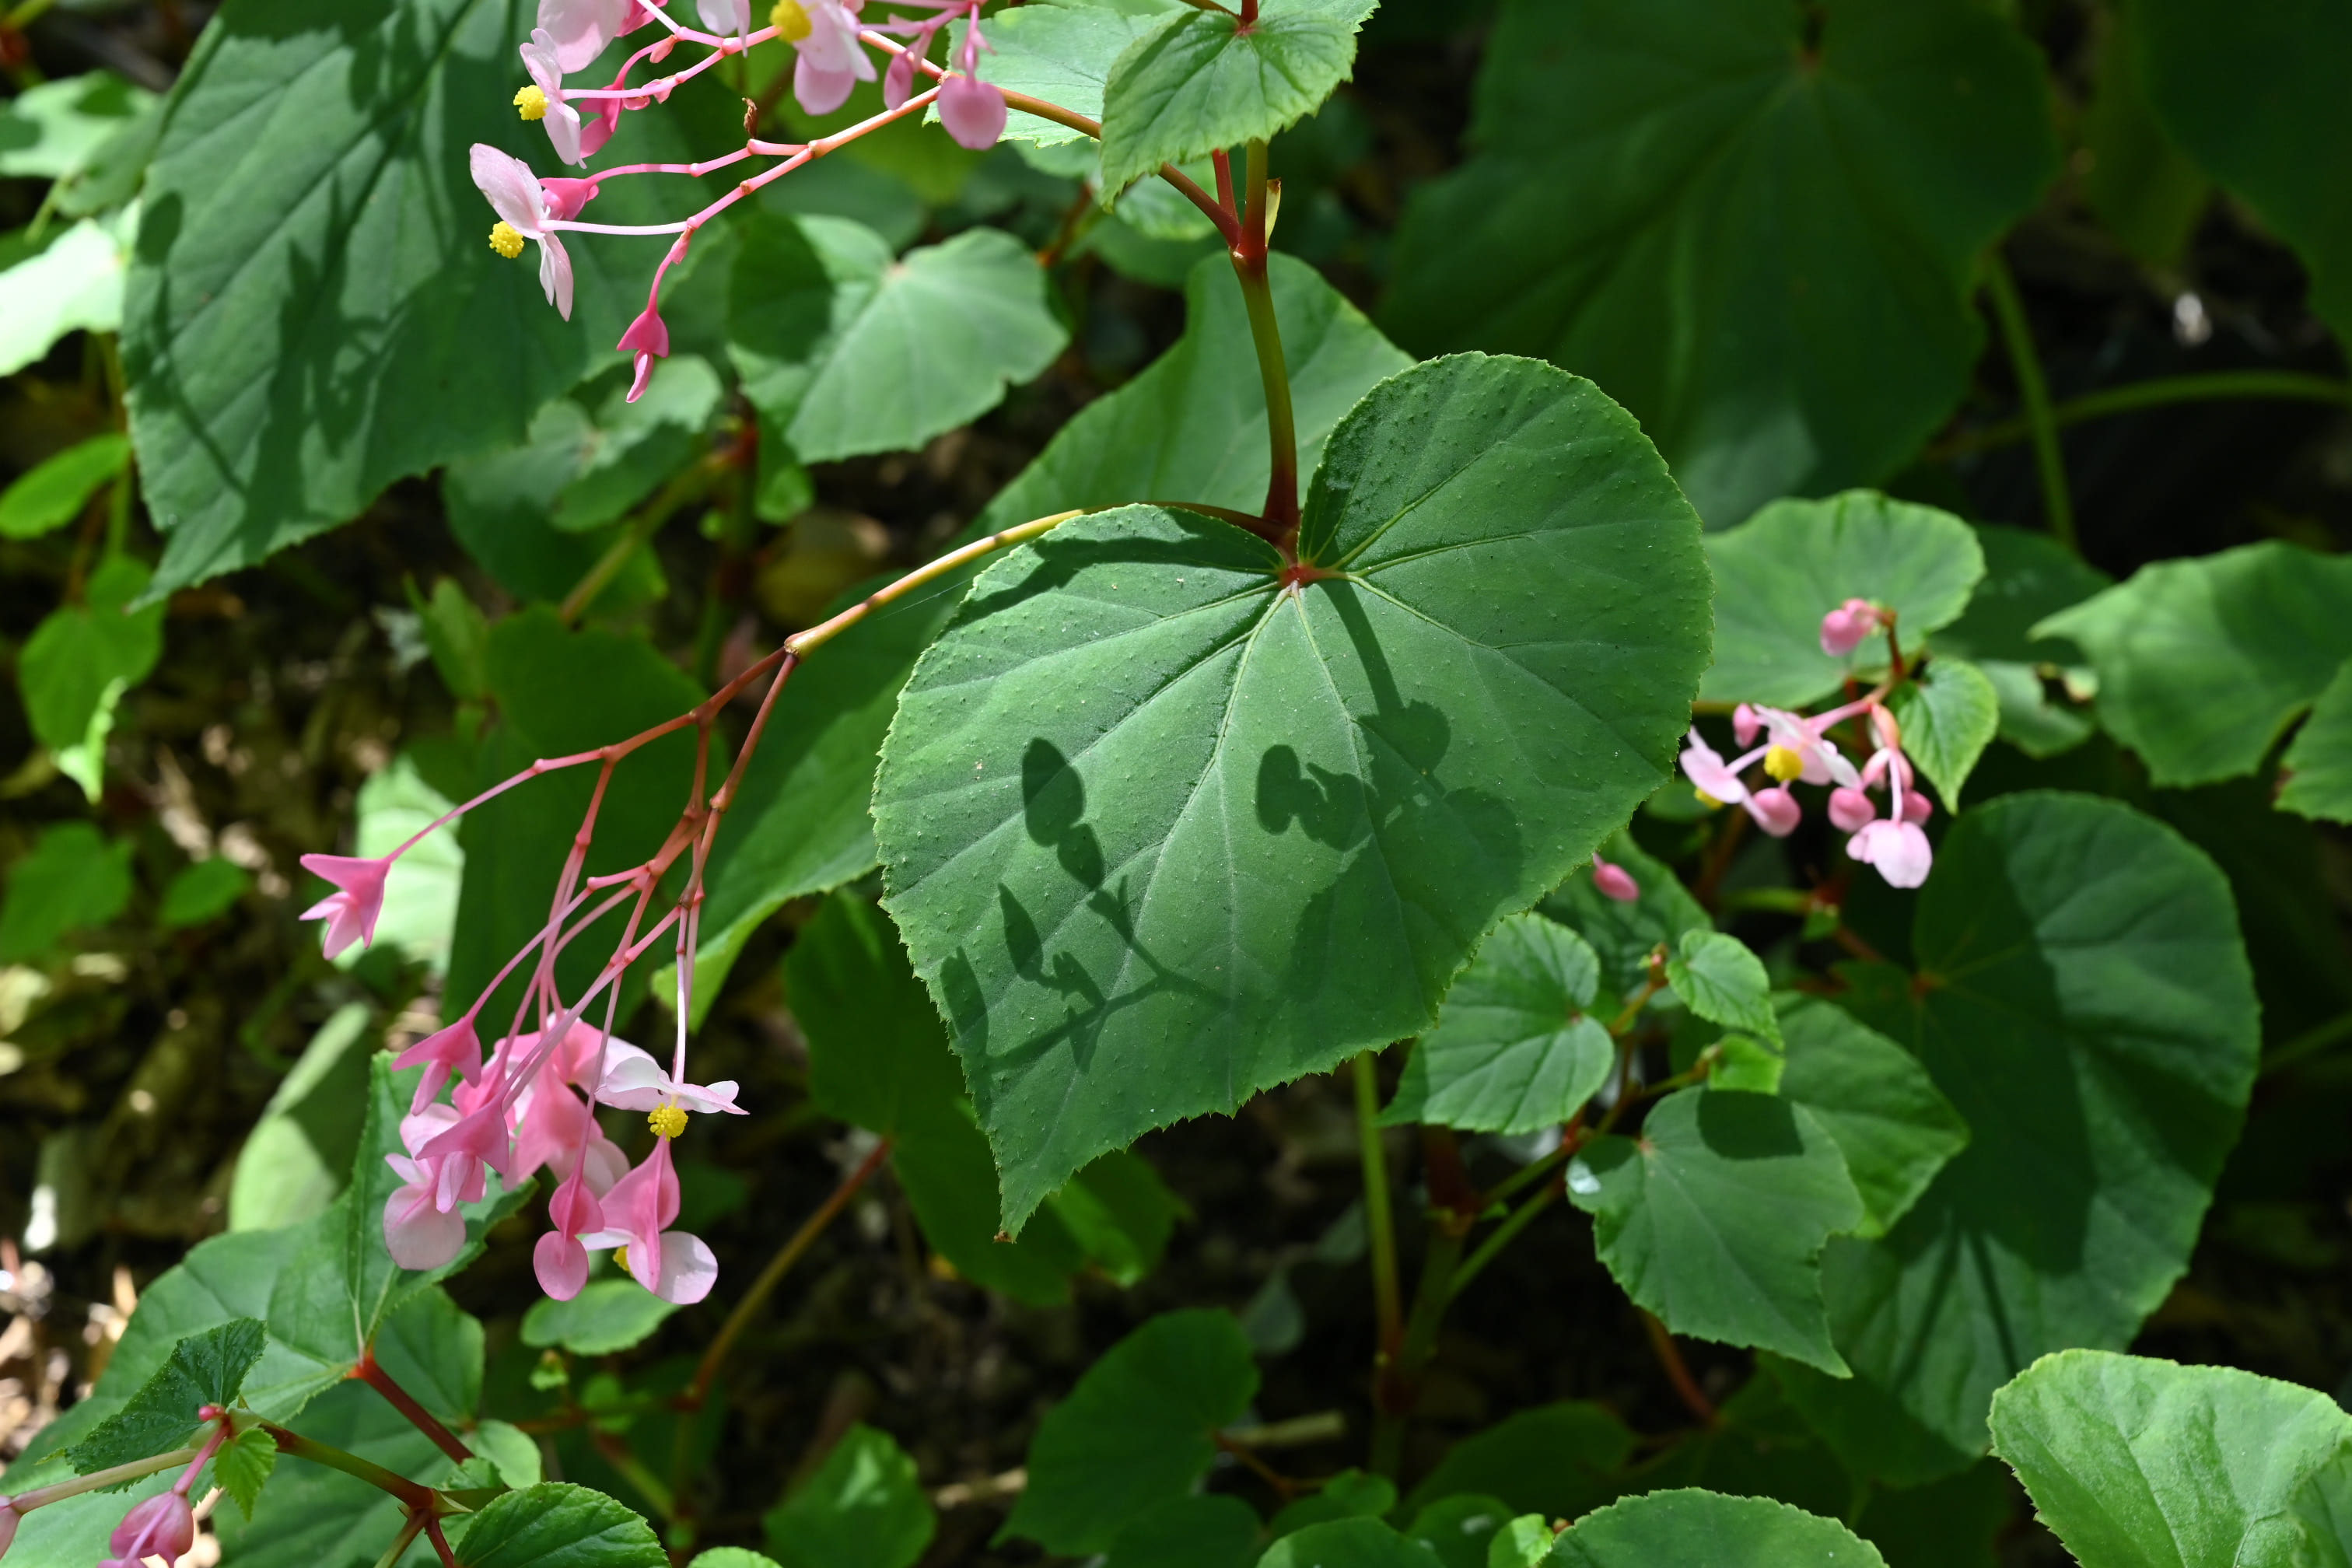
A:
[649,1230,718,1304]
[470,143,544,233]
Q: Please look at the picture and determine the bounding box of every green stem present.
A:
[591,1428,674,1518]
[1939,370,2352,458]
[2261,1006,2352,1077]
[1368,1223,1467,1479]
[264,1422,436,1510]
[1983,254,2077,554]
[1352,1051,1403,1358]
[1233,138,1299,543]
[558,459,721,625]
[6,1445,201,1511]
[1447,1185,1559,1304]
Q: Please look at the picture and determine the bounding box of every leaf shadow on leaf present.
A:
[1693,1089,1803,1160]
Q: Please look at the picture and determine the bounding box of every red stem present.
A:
[353,1355,474,1467]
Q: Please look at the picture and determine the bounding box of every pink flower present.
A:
[1731,703,1763,747]
[938,72,1006,149]
[580,1138,718,1304]
[393,1016,484,1114]
[520,30,587,165]
[1820,597,1883,657]
[540,175,601,220]
[787,0,875,114]
[618,302,670,404]
[1591,857,1640,903]
[883,43,921,110]
[0,1496,20,1559]
[593,1041,744,1116]
[296,852,393,960]
[1747,786,1801,838]
[1678,730,1751,806]
[1847,819,1933,887]
[383,1163,466,1271]
[1755,705,1860,788]
[537,0,648,72]
[1900,789,1932,825]
[104,1492,193,1568]
[1827,786,1876,833]
[421,1101,513,1206]
[472,144,576,319]
[534,1166,607,1300]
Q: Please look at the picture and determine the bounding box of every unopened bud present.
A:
[1591,858,1640,904]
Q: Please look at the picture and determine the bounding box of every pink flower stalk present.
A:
[102,1492,194,1568]
[394,1016,485,1114]
[1592,856,1640,903]
[581,1136,719,1304]
[1820,597,1884,657]
[0,1496,20,1559]
[618,302,670,404]
[473,145,576,318]
[297,852,394,960]
[539,174,602,221]
[521,29,588,164]
[537,0,654,72]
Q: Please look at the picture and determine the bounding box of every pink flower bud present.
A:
[1828,787,1876,832]
[108,1493,194,1567]
[1592,857,1640,903]
[618,303,670,404]
[883,47,919,111]
[1746,786,1801,838]
[297,852,394,960]
[939,72,1006,150]
[534,1231,590,1301]
[538,176,602,222]
[393,1016,485,1114]
[1901,789,1932,824]
[1731,703,1763,747]
[1820,597,1881,657]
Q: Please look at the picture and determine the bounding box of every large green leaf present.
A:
[122,0,733,593]
[2035,542,2352,789]
[1567,1088,1863,1374]
[520,1278,679,1358]
[1774,793,2260,1484]
[1545,1489,1886,1566]
[969,0,1184,149]
[66,1318,266,1473]
[761,1425,935,1568]
[438,396,671,614]
[874,355,1712,1227]
[1384,0,2056,526]
[728,215,1066,463]
[1258,1518,1441,1568]
[1002,1309,1258,1556]
[1381,912,1615,1136]
[1988,1350,2352,1568]
[2280,660,2352,823]
[1097,0,1377,193]
[2134,0,2352,343]
[1702,492,1986,708]
[2080,4,2210,269]
[1775,996,1965,1241]
[1103,1494,1263,1568]
[688,254,1404,1006]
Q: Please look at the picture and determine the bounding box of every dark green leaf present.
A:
[548,357,723,534]
[439,398,670,614]
[1097,0,1377,194]
[1774,793,2260,1483]
[1988,1349,2352,1568]
[1545,1489,1886,1566]
[971,0,1186,149]
[2080,6,2210,268]
[1776,997,1965,1240]
[1384,0,2056,525]
[1003,1309,1258,1556]
[1258,1517,1442,1568]
[2035,541,2352,789]
[1270,1470,1396,1538]
[216,1426,278,1521]
[729,215,1066,463]
[452,1482,668,1568]
[0,822,132,963]
[761,1425,934,1568]
[159,858,251,929]
[1383,912,1613,1136]
[1888,659,1999,808]
[0,432,129,540]
[2279,660,2352,823]
[1102,1494,1262,1568]
[1702,492,1986,709]
[521,1279,680,1358]
[1404,1401,1633,1520]
[1567,1089,1863,1373]
[68,1318,265,1474]
[875,355,1712,1227]
[124,0,735,592]
[1405,1495,1514,1568]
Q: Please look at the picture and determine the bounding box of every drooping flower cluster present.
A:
[474,0,1008,401]
[1676,597,1936,888]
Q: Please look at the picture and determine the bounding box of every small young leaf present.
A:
[1548,1489,1887,1566]
[1888,658,2000,808]
[1703,492,1987,709]
[472,1419,544,1492]
[1664,932,1777,1041]
[1003,1309,1258,1556]
[0,214,128,378]
[67,1318,266,1475]
[1404,1402,1632,1521]
[1489,1516,1556,1568]
[1383,914,1614,1136]
[2279,658,2352,823]
[1776,998,1966,1241]
[1269,1469,1396,1538]
[730,216,1067,463]
[761,1425,934,1568]
[0,432,130,540]
[1989,1349,2352,1568]
[451,1482,668,1568]
[158,859,252,930]
[17,553,166,768]
[2035,541,2352,788]
[1934,526,2111,761]
[215,1426,278,1521]
[1566,1090,1863,1374]
[520,1279,680,1359]
[1097,0,1377,194]
[0,821,132,963]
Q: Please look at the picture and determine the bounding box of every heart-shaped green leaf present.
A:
[1775,997,1966,1241]
[452,1483,668,1568]
[1888,658,1998,808]
[1384,0,2056,525]
[874,354,1711,1226]
[1773,792,2259,1483]
[1381,913,1613,1136]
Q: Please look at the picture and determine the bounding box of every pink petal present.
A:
[543,232,576,320]
[938,74,1006,150]
[1731,703,1762,747]
[883,48,919,110]
[534,1231,590,1300]
[1678,731,1750,805]
[646,1230,717,1304]
[110,1493,194,1563]
[385,1184,467,1270]
[469,143,546,233]
[1828,786,1877,833]
[795,57,858,115]
[1901,790,1933,824]
[1745,786,1801,838]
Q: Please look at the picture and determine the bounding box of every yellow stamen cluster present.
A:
[1694,787,1722,810]
[515,84,549,121]
[1763,745,1804,783]
[772,0,812,40]
[488,222,526,258]
[649,1104,689,1139]
[613,1244,630,1275]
